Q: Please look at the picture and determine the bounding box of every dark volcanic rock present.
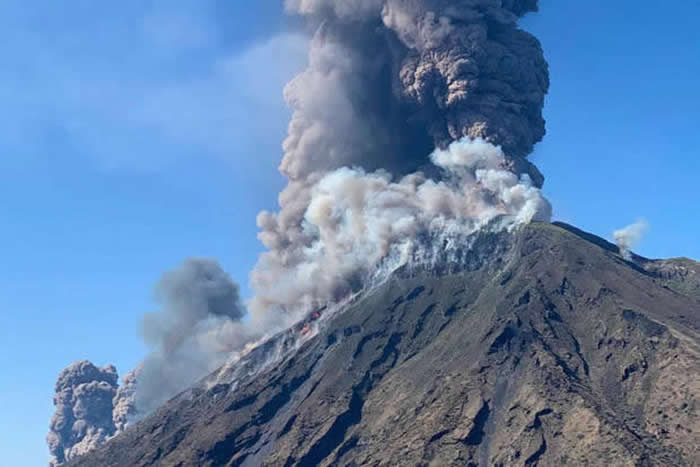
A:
[70,223,699,466]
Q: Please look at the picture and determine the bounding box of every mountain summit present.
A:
[70,222,699,466]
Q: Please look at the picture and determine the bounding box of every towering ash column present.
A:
[252,0,550,321]
[281,0,549,182]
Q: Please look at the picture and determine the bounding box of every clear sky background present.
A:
[0,1,697,465]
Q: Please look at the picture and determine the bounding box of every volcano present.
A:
[69,222,699,466]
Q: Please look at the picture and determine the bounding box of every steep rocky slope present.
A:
[71,222,699,466]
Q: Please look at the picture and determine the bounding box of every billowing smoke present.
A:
[49,0,552,458]
[613,219,649,260]
[252,137,549,321]
[135,258,247,414]
[48,363,146,466]
[47,361,119,466]
[279,0,548,182]
[112,366,141,433]
[47,260,247,462]
[250,0,550,321]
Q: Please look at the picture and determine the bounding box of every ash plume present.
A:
[613,219,649,260]
[47,259,248,463]
[112,366,141,433]
[280,0,548,182]
[48,1,553,456]
[47,361,119,466]
[135,258,247,414]
[250,0,550,322]
[47,259,246,464]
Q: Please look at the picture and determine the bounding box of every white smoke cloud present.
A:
[613,219,649,260]
[251,137,550,323]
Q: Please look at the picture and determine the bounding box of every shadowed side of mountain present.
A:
[70,223,699,466]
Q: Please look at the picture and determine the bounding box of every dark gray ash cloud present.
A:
[135,257,247,414]
[281,0,548,181]
[48,259,247,465]
[47,361,119,466]
[143,257,246,354]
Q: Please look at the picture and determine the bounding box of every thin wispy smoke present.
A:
[48,259,248,465]
[613,219,649,260]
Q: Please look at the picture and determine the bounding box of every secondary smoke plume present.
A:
[250,0,550,322]
[112,366,141,433]
[135,258,247,414]
[613,219,649,260]
[47,361,119,466]
[47,259,248,462]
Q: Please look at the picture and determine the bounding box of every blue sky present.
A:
[0,1,698,465]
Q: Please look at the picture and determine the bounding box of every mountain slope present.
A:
[71,222,700,466]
